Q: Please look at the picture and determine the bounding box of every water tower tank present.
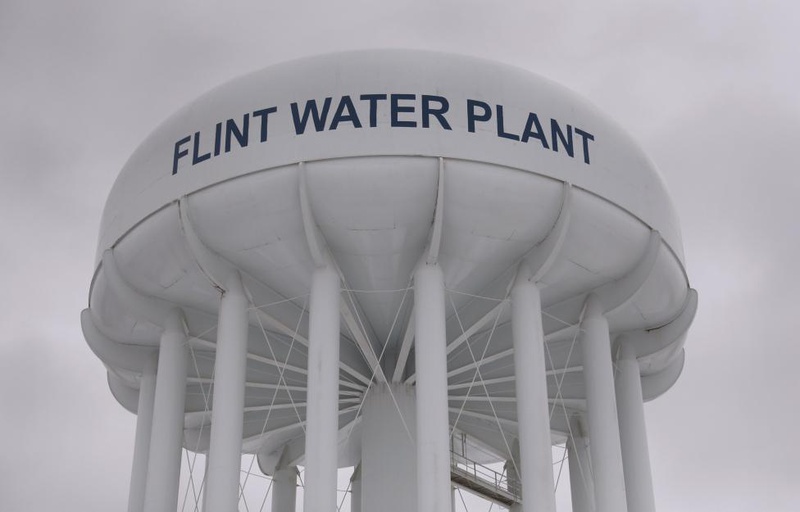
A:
[82,50,696,512]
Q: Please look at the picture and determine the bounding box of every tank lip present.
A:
[89,154,690,311]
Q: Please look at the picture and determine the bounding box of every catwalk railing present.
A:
[450,450,521,506]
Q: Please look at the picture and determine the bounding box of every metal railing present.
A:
[450,450,521,503]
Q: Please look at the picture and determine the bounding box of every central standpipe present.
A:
[511,273,557,512]
[580,295,627,512]
[204,274,250,512]
[414,263,453,512]
[303,265,342,512]
[361,384,417,512]
[144,310,188,512]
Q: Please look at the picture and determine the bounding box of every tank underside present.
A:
[84,155,694,467]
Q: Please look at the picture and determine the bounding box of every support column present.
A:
[511,273,556,512]
[567,429,595,512]
[272,466,298,512]
[616,340,656,512]
[303,265,341,512]
[361,384,417,512]
[204,273,250,512]
[413,262,452,512]
[144,310,188,512]
[350,465,361,512]
[129,356,157,512]
[580,294,627,512]
[505,438,521,512]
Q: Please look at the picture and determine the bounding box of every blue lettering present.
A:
[253,107,278,142]
[291,98,332,134]
[330,96,363,130]
[575,128,594,164]
[213,122,222,156]
[225,115,249,153]
[359,94,387,127]
[495,105,519,141]
[172,135,191,175]
[550,119,574,157]
[521,113,548,148]
[192,131,211,165]
[391,94,417,127]
[421,95,451,130]
[467,99,492,132]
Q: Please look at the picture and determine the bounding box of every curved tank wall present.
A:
[84,50,696,467]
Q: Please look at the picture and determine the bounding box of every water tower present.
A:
[82,50,696,512]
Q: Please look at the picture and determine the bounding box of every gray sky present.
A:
[1,1,798,510]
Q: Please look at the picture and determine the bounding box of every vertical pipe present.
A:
[129,356,157,512]
[567,431,595,512]
[204,273,250,512]
[413,262,452,512]
[580,294,627,512]
[361,384,417,512]
[505,439,522,512]
[144,310,188,512]
[272,466,298,512]
[511,273,556,512]
[616,340,656,512]
[350,465,361,512]
[303,265,341,512]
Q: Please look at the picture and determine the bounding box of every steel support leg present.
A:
[616,341,656,512]
[511,273,556,512]
[350,465,361,512]
[272,466,298,512]
[303,265,341,512]
[129,356,157,512]
[414,263,452,512]
[204,273,250,512]
[567,431,595,512]
[144,310,188,512]
[580,294,627,512]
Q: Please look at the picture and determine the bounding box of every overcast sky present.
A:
[1,1,798,511]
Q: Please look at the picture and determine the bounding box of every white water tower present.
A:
[82,50,696,512]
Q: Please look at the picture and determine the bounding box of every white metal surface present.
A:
[128,357,156,512]
[272,466,298,512]
[81,49,697,512]
[361,384,416,512]
[617,341,656,512]
[303,265,342,512]
[204,273,250,512]
[414,263,453,512]
[580,295,628,512]
[511,273,556,512]
[143,311,187,512]
[567,431,595,512]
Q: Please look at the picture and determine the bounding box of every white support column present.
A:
[350,465,362,512]
[303,265,341,512]
[580,294,627,512]
[272,466,298,512]
[511,272,556,512]
[567,432,595,512]
[413,262,452,512]
[204,272,250,512]
[505,438,522,512]
[144,310,188,512]
[361,384,417,512]
[616,341,656,512]
[129,356,157,512]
